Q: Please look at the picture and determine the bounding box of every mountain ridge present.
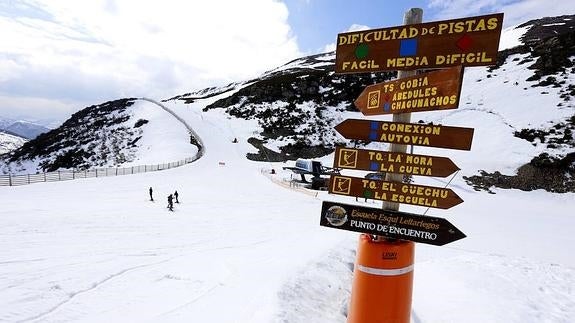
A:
[0,118,50,140]
[1,14,574,193]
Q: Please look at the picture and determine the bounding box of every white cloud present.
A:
[345,24,371,33]
[427,0,513,25]
[427,0,575,27]
[0,0,302,123]
[0,94,78,125]
[323,23,371,54]
[497,0,575,27]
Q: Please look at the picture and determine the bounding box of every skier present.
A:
[149,187,154,201]
[167,194,174,211]
[174,190,179,203]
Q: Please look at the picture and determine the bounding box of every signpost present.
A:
[333,146,460,177]
[320,201,466,246]
[335,13,504,73]
[328,174,464,209]
[355,65,464,115]
[326,8,503,323]
[334,119,474,150]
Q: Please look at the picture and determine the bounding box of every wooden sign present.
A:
[328,174,463,209]
[335,13,503,73]
[333,146,459,177]
[320,201,466,246]
[334,119,474,151]
[355,66,464,115]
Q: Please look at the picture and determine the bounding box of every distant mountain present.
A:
[0,118,50,139]
[0,131,27,155]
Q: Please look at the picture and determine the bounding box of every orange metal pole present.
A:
[347,235,415,323]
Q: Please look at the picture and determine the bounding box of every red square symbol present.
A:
[457,35,473,51]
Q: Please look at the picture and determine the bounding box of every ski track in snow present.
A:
[11,235,273,322]
[20,257,178,323]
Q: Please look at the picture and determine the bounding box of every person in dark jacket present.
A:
[174,191,179,203]
[167,194,174,211]
[149,187,154,201]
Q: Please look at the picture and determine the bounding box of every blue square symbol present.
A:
[369,130,378,141]
[383,102,391,112]
[370,121,379,130]
[399,39,418,57]
[370,162,379,171]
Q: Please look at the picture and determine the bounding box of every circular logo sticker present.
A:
[325,205,348,227]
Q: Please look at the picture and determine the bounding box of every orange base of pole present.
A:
[347,234,415,323]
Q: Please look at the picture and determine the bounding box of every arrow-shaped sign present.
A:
[355,66,464,115]
[334,119,474,151]
[333,146,460,177]
[320,201,466,246]
[328,174,463,209]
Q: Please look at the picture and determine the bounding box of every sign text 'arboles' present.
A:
[334,119,474,151]
[333,146,459,178]
[328,175,463,209]
[335,13,503,73]
[320,201,466,246]
[355,66,464,115]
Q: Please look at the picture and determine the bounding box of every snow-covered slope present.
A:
[0,90,573,322]
[1,99,198,174]
[0,131,27,155]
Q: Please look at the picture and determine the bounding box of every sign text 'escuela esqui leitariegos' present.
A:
[320,201,466,246]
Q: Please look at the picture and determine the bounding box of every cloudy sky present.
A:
[1,0,574,126]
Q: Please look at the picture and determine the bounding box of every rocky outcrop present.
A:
[464,153,575,193]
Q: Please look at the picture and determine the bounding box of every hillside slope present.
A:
[1,64,573,323]
[168,15,575,193]
[0,99,198,174]
[0,131,27,155]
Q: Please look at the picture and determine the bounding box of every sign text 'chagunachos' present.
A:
[355,66,464,115]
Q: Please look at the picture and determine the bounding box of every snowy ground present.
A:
[1,83,574,322]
